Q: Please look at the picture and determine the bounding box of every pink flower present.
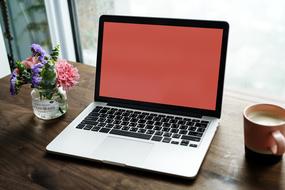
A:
[22,56,39,69]
[55,59,80,90]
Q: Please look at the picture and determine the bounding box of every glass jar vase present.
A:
[31,87,68,120]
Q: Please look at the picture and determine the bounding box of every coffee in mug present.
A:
[243,104,285,164]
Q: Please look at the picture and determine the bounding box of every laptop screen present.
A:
[98,18,226,112]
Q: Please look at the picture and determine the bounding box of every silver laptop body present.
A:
[47,15,229,179]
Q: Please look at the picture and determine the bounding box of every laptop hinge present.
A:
[107,102,203,118]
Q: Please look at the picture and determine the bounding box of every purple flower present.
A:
[10,70,18,95]
[32,63,44,74]
[31,63,43,88]
[31,43,47,64]
[31,75,42,88]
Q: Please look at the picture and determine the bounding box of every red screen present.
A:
[99,22,223,110]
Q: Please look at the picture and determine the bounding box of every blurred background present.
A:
[1,0,285,100]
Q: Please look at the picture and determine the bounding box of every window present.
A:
[0,0,52,64]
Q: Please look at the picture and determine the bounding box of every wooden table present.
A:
[0,63,284,190]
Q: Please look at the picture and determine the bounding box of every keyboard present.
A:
[75,106,210,148]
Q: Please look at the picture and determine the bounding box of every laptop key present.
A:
[130,118,138,122]
[128,122,137,127]
[145,125,153,130]
[123,117,131,121]
[153,117,161,121]
[122,112,130,117]
[122,126,130,131]
[161,118,170,122]
[146,120,155,125]
[201,120,209,124]
[171,141,179,145]
[114,125,121,130]
[162,127,170,132]
[188,131,203,137]
[105,124,114,128]
[172,134,181,138]
[170,128,179,133]
[195,122,206,128]
[190,144,198,148]
[129,113,138,118]
[109,129,151,140]
[146,130,155,135]
[188,126,197,131]
[115,116,123,120]
[76,124,85,129]
[181,140,189,146]
[89,112,100,117]
[93,107,102,112]
[121,121,129,126]
[138,119,146,124]
[162,123,171,127]
[171,124,179,128]
[137,124,145,128]
[106,119,114,123]
[178,120,186,125]
[154,131,163,136]
[181,135,201,142]
[138,115,146,119]
[151,136,163,142]
[98,118,106,122]
[99,128,110,133]
[179,130,187,135]
[130,127,138,132]
[154,121,162,126]
[138,129,146,133]
[91,126,101,131]
[183,118,192,122]
[85,115,99,120]
[145,116,154,120]
[99,109,108,114]
[83,124,93,130]
[153,126,162,131]
[163,132,172,137]
[197,128,205,133]
[100,113,108,118]
[179,125,188,130]
[113,120,121,124]
[83,120,98,125]
[162,137,171,143]
[186,121,195,126]
[97,122,106,127]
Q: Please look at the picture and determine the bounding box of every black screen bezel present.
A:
[95,15,229,118]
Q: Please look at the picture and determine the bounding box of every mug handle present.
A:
[270,130,285,155]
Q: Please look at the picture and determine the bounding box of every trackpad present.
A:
[93,136,154,165]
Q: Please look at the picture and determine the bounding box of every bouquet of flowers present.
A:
[10,44,80,119]
[10,44,79,96]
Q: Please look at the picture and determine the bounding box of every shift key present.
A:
[181,135,201,142]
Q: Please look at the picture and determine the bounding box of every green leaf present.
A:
[40,63,56,90]
[16,61,25,73]
[50,44,60,62]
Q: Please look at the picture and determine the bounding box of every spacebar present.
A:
[109,129,151,140]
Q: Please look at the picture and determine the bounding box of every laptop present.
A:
[47,15,229,179]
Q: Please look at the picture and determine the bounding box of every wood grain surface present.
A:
[0,63,284,190]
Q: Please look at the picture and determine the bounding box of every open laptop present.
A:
[47,15,229,178]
